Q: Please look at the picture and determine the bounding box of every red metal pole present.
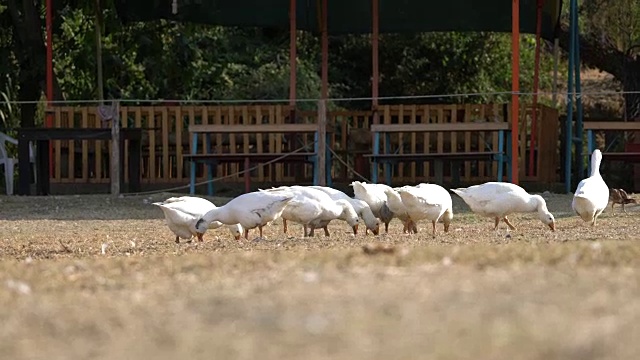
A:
[528,0,543,177]
[511,0,520,184]
[46,0,54,175]
[289,0,297,108]
[372,0,379,111]
[321,0,328,99]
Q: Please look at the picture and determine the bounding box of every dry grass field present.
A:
[1,191,640,360]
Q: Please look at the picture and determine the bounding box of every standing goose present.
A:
[397,183,453,236]
[195,190,295,240]
[451,182,555,231]
[383,188,418,233]
[351,181,395,232]
[153,196,243,243]
[573,149,610,226]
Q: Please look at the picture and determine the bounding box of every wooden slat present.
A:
[256,106,264,181]
[66,108,75,181]
[422,105,430,178]
[81,108,89,181]
[410,105,417,182]
[242,106,250,180]
[148,108,156,182]
[162,107,169,181]
[275,106,283,182]
[369,122,509,133]
[478,105,486,179]
[214,106,223,178]
[464,104,472,181]
[583,122,640,130]
[269,106,276,181]
[134,108,142,181]
[54,108,62,182]
[228,107,237,180]
[398,104,404,180]
[121,107,129,183]
[188,123,322,133]
[175,107,183,181]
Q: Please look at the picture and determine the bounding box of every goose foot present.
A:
[175,236,180,244]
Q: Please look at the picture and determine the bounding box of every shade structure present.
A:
[115,0,562,40]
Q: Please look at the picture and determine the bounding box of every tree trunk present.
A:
[557,23,640,120]
[8,0,64,128]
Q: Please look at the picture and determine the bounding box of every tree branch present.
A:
[556,22,634,78]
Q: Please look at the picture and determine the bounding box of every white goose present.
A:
[383,187,417,233]
[397,183,453,236]
[195,190,295,240]
[308,185,380,235]
[451,182,555,231]
[263,186,360,237]
[351,181,395,232]
[573,149,610,226]
[153,196,243,243]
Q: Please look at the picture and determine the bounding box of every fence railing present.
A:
[47,103,559,186]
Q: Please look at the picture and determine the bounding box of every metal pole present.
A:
[317,0,328,186]
[565,0,576,193]
[528,0,543,177]
[573,0,584,180]
[510,0,520,184]
[46,0,54,175]
[289,0,297,108]
[95,0,104,102]
[552,38,559,106]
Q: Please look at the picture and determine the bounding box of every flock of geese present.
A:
[153,149,627,243]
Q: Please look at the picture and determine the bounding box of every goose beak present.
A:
[549,222,555,231]
[444,223,450,233]
[196,232,204,242]
[371,224,380,235]
[234,233,242,240]
[352,224,359,235]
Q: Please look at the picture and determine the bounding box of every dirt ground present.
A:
[1,191,640,360]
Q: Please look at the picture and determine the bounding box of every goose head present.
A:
[531,195,555,231]
[336,199,360,235]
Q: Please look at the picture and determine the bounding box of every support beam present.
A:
[528,0,543,177]
[564,0,576,193]
[289,0,297,108]
[372,0,379,114]
[46,0,53,175]
[95,0,104,102]
[511,0,520,185]
[317,0,328,186]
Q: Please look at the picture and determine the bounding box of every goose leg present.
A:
[432,220,436,237]
[493,217,500,230]
[412,221,418,234]
[622,203,627,214]
[611,202,616,214]
[175,236,180,244]
[323,226,330,237]
[303,225,309,237]
[503,217,517,231]
[384,221,390,233]
[283,219,288,234]
[196,232,204,242]
[244,228,250,240]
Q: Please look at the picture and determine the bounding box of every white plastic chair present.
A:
[0,132,34,195]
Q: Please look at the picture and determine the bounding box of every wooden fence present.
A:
[47,103,559,187]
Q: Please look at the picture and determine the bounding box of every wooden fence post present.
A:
[317,100,327,186]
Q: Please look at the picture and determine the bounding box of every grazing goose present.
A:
[610,188,637,214]
[573,149,610,226]
[153,196,242,243]
[351,181,395,232]
[383,188,417,233]
[308,185,380,235]
[397,183,453,236]
[451,182,555,231]
[195,190,295,240]
[263,186,360,237]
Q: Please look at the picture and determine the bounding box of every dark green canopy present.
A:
[115,0,562,40]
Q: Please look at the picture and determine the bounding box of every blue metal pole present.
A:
[573,0,584,181]
[564,0,576,193]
